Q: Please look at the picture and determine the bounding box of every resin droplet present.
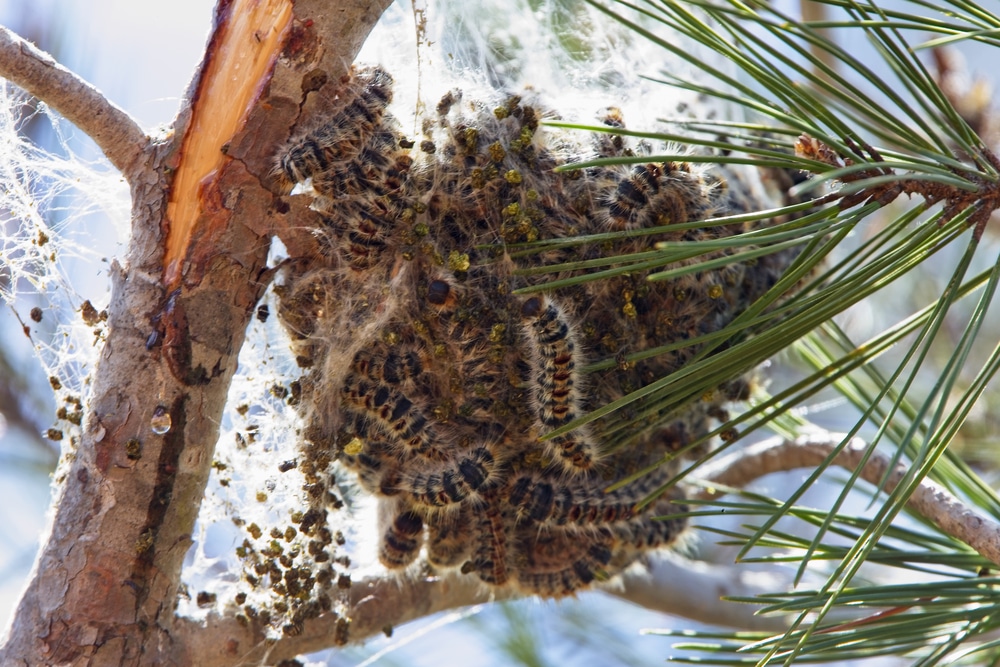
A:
[344,437,363,456]
[150,406,171,435]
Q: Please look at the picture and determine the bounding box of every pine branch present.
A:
[0,25,148,180]
[174,552,801,664]
[174,570,504,665]
[697,433,1000,566]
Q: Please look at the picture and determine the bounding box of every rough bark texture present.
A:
[0,0,391,664]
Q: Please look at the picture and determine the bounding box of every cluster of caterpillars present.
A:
[273,65,795,597]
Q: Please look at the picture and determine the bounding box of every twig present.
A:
[799,1,835,84]
[0,25,148,179]
[931,47,997,149]
[795,133,1000,238]
[0,336,50,451]
[695,433,1000,566]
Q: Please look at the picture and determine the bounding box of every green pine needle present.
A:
[546,0,1000,663]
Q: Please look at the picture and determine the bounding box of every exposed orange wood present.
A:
[164,0,293,286]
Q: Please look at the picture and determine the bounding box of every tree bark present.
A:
[0,1,390,664]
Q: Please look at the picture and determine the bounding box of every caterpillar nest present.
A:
[272,65,799,598]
